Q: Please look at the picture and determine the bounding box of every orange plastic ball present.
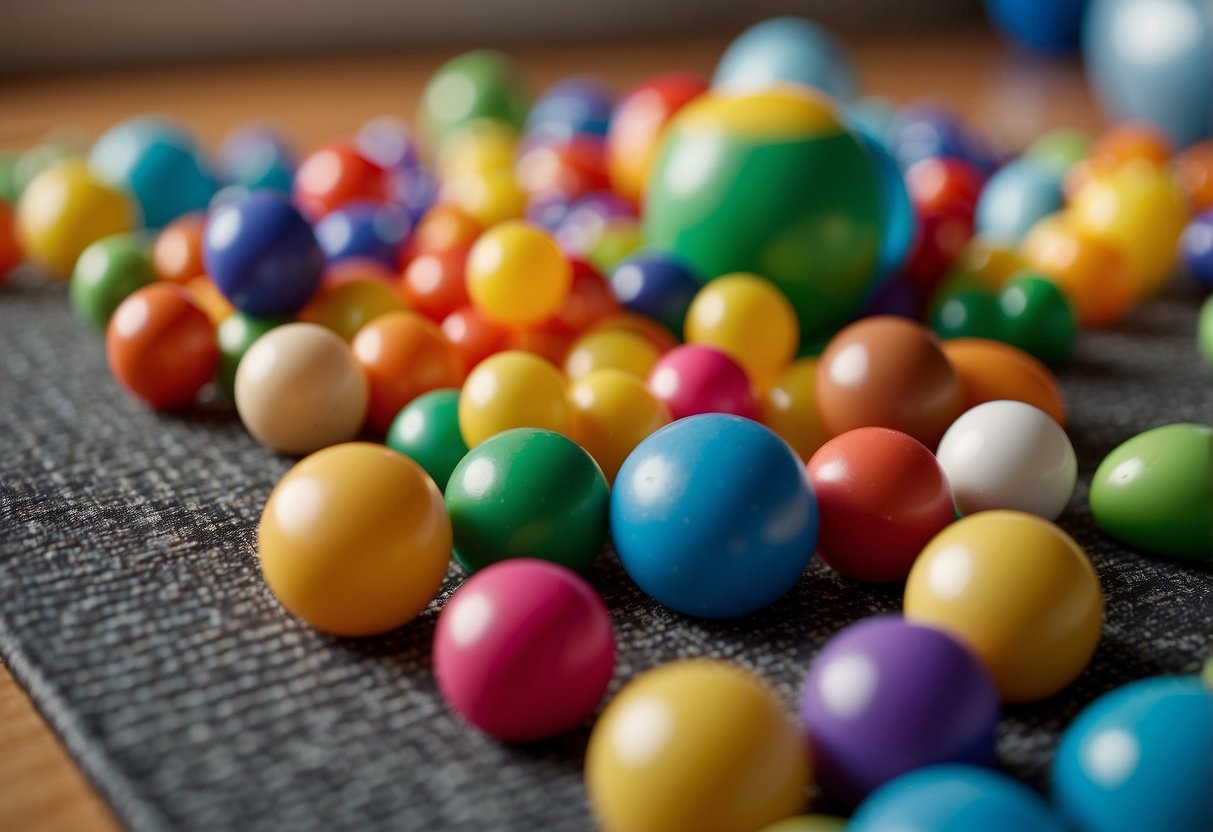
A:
[441,305,510,370]
[1021,213,1136,327]
[297,278,406,341]
[400,247,471,321]
[1089,121,1173,170]
[106,283,218,410]
[321,258,397,289]
[182,276,234,326]
[942,338,1068,427]
[506,326,575,366]
[352,310,466,434]
[1174,139,1213,212]
[412,203,483,255]
[153,212,206,285]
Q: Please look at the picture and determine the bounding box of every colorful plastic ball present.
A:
[646,344,757,421]
[439,167,526,227]
[445,428,608,572]
[216,310,288,399]
[411,203,483,255]
[514,134,610,201]
[1025,128,1092,174]
[433,558,614,741]
[437,119,519,181]
[1089,423,1213,561]
[1053,675,1213,832]
[1020,213,1136,327]
[645,87,883,340]
[553,191,635,257]
[801,616,999,806]
[929,288,1004,342]
[591,311,680,355]
[313,200,409,268]
[1084,0,1213,148]
[356,115,418,172]
[70,233,155,331]
[975,158,1065,246]
[1201,297,1213,363]
[902,203,975,297]
[16,158,138,277]
[997,271,1077,364]
[525,77,615,143]
[458,350,572,447]
[526,191,573,230]
[105,283,218,410]
[684,273,799,389]
[565,327,660,381]
[850,765,1067,832]
[761,358,830,461]
[888,104,999,174]
[504,326,574,366]
[985,0,1086,54]
[1175,139,1213,211]
[466,221,571,327]
[937,400,1076,520]
[319,257,396,289]
[419,50,531,147]
[217,124,296,194]
[292,143,387,223]
[183,276,234,325]
[570,369,671,484]
[1181,209,1213,289]
[234,322,368,455]
[608,252,700,337]
[942,338,1068,427]
[905,511,1102,702]
[0,200,20,282]
[606,72,707,205]
[203,190,324,316]
[585,219,643,273]
[441,305,508,370]
[713,16,857,101]
[808,428,955,582]
[852,122,916,277]
[399,247,470,321]
[257,442,450,636]
[352,311,465,435]
[611,414,817,618]
[542,259,619,336]
[906,157,984,219]
[386,164,438,224]
[385,388,467,491]
[296,277,405,342]
[586,659,811,832]
[815,316,964,448]
[151,213,206,285]
[88,117,217,229]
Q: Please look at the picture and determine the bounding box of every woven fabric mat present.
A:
[1,275,1210,831]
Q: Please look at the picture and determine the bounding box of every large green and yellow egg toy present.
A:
[644,86,883,341]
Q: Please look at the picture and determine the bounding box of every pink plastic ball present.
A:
[432,559,616,742]
[645,344,757,420]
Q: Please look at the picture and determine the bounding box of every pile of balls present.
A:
[2,15,1212,832]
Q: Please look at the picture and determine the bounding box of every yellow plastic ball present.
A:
[440,168,527,228]
[570,369,671,483]
[1068,160,1187,297]
[904,510,1103,703]
[951,238,1026,291]
[760,358,829,461]
[458,350,573,446]
[438,119,519,181]
[564,328,661,381]
[297,278,407,341]
[586,659,811,832]
[466,220,572,327]
[685,273,799,389]
[16,158,138,277]
[258,442,452,636]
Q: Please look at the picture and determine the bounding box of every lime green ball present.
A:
[69,233,155,331]
[216,310,289,399]
[998,271,1077,366]
[385,388,468,491]
[419,50,531,148]
[1199,296,1213,364]
[644,88,882,342]
[1024,128,1091,175]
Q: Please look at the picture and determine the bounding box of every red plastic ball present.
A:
[540,259,620,337]
[607,72,708,205]
[905,157,984,218]
[903,205,975,299]
[515,135,611,200]
[0,200,21,282]
[293,143,387,222]
[441,305,509,370]
[807,427,955,582]
[646,344,756,421]
[400,247,470,321]
[105,283,218,409]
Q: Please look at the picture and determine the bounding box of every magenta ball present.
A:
[646,344,757,421]
[432,559,615,742]
[800,615,1000,807]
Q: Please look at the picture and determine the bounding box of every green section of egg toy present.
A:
[1089,423,1213,561]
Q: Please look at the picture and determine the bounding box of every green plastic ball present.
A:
[929,288,1004,341]
[445,427,609,573]
[0,151,21,204]
[69,233,155,331]
[419,50,531,148]
[998,272,1078,365]
[644,88,882,342]
[1198,296,1213,364]
[385,388,468,491]
[216,310,289,399]
[1024,128,1091,175]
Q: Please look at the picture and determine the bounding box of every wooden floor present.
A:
[0,26,1101,831]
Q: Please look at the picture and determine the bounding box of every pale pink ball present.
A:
[432,559,615,741]
[646,344,757,421]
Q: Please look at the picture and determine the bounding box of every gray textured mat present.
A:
[1,274,1210,831]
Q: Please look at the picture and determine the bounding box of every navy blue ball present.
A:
[203,191,324,316]
[314,201,410,268]
[609,252,701,336]
[985,0,1086,54]
[1181,209,1213,290]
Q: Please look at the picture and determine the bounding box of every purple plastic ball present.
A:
[525,77,616,144]
[1181,209,1213,290]
[554,191,636,256]
[356,116,419,171]
[314,200,410,268]
[800,615,1000,807]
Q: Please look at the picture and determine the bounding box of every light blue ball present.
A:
[1052,676,1213,832]
[1084,0,1213,147]
[712,16,858,103]
[851,765,1068,832]
[88,117,218,230]
[975,158,1065,245]
[610,413,817,619]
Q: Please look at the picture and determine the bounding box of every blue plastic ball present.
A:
[525,77,616,144]
[526,192,573,231]
[314,200,410,268]
[356,116,419,171]
[975,158,1065,245]
[889,104,999,174]
[712,16,858,103]
[89,117,218,229]
[202,190,324,316]
[1052,676,1213,832]
[852,122,916,278]
[610,413,818,619]
[1084,0,1213,147]
[609,252,701,336]
[851,765,1068,832]
[985,0,1087,54]
[387,165,438,225]
[1182,210,1213,289]
[217,125,296,194]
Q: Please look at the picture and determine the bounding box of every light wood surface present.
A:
[0,27,1102,831]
